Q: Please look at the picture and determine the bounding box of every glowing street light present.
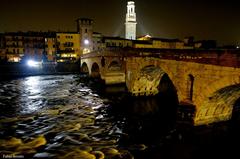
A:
[27,60,41,67]
[84,39,89,45]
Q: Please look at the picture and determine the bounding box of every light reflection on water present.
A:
[22,76,42,113]
[0,75,239,159]
[0,75,177,158]
[0,75,125,158]
[0,75,75,116]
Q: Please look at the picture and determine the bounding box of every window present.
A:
[85,29,88,33]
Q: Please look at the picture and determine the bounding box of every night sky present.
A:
[1,0,240,45]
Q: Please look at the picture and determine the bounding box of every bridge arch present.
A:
[131,65,164,96]
[232,98,240,121]
[81,62,89,75]
[108,61,121,71]
[158,73,179,103]
[196,75,239,109]
[131,65,179,101]
[194,83,240,125]
[91,62,101,78]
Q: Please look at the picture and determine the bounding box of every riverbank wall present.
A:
[0,62,80,79]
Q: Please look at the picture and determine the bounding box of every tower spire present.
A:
[125,1,137,40]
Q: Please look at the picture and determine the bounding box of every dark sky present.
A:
[1,0,239,45]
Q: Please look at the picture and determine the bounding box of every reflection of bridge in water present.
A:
[81,48,240,126]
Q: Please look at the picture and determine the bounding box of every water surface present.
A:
[0,75,239,159]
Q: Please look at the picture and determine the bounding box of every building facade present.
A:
[44,32,57,62]
[23,32,45,62]
[93,32,104,51]
[103,37,133,48]
[135,35,185,49]
[125,1,137,40]
[0,34,6,61]
[56,32,80,63]
[4,32,25,62]
[2,32,58,63]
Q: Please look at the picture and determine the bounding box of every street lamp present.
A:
[84,39,89,45]
[27,60,41,67]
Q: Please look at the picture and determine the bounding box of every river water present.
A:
[0,75,239,159]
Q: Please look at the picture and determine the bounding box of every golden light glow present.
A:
[137,34,152,41]
[83,48,90,54]
[8,57,21,62]
[61,54,77,58]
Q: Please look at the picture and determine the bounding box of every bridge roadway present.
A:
[81,48,240,126]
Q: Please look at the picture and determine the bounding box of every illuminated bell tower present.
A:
[125,1,137,40]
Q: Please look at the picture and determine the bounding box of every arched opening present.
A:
[108,61,121,71]
[187,74,194,101]
[195,84,240,126]
[81,62,89,75]
[91,62,100,78]
[105,66,180,144]
[230,97,240,134]
[232,98,240,122]
[158,73,179,105]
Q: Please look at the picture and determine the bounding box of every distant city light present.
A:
[237,46,239,49]
[83,48,90,54]
[145,34,151,38]
[84,39,89,45]
[27,60,40,67]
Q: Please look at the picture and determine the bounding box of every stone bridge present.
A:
[80,49,126,84]
[81,48,240,126]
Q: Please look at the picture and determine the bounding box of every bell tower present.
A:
[125,1,137,40]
